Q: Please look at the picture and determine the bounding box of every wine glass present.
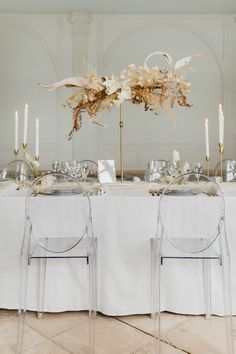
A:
[155,160,168,179]
[52,160,60,172]
[74,164,81,180]
[81,163,89,182]
[193,162,202,182]
[61,161,70,174]
[144,160,155,182]
[168,161,179,178]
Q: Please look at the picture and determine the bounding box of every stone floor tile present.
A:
[0,309,18,321]
[117,312,188,336]
[23,340,70,354]
[132,340,185,353]
[53,315,150,354]
[53,330,105,354]
[230,315,236,338]
[165,315,230,354]
[0,315,46,353]
[25,310,88,338]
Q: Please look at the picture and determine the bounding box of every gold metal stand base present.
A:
[119,105,124,182]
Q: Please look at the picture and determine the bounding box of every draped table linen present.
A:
[0,183,236,315]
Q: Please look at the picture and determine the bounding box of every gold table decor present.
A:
[219,143,224,179]
[205,156,210,177]
[119,104,124,182]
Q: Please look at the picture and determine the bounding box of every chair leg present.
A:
[221,254,234,354]
[89,250,97,354]
[203,259,211,320]
[16,255,29,354]
[151,239,161,354]
[37,257,47,319]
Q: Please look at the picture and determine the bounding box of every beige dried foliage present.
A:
[121,64,192,116]
[43,52,195,139]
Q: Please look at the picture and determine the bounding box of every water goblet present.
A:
[67,160,77,177]
[168,162,179,178]
[155,160,168,180]
[61,161,70,175]
[74,162,82,179]
[193,162,202,182]
[52,160,60,172]
[230,160,236,172]
[81,163,89,182]
[144,160,155,182]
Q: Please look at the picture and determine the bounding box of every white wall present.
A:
[0,13,235,171]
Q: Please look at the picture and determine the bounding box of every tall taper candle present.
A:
[14,111,19,154]
[219,103,224,145]
[23,103,28,145]
[204,117,210,159]
[35,118,39,158]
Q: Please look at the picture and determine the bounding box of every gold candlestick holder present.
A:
[219,143,224,179]
[35,155,39,162]
[119,104,124,182]
[14,149,19,158]
[22,143,27,158]
[205,156,210,177]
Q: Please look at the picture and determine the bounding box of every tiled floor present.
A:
[0,309,235,354]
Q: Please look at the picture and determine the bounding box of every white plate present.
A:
[165,188,199,196]
[40,186,83,196]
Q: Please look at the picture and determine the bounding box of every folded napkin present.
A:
[0,181,18,196]
[197,181,218,196]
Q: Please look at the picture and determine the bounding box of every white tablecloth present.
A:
[1,183,236,316]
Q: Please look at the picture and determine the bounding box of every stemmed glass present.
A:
[168,162,180,178]
[81,163,89,182]
[155,160,168,179]
[74,162,82,179]
[61,161,70,174]
[52,160,60,172]
[230,160,236,173]
[193,162,202,183]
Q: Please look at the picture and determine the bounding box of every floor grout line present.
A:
[25,313,89,339]
[113,316,191,354]
[24,313,90,353]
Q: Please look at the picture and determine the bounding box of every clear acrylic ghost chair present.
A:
[0,159,34,182]
[16,171,97,354]
[151,172,234,354]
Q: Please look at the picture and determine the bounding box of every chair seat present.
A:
[152,237,221,264]
[29,237,96,260]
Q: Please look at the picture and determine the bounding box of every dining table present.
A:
[0,181,236,316]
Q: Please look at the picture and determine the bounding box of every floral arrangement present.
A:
[43,51,198,139]
[121,51,194,114]
[43,72,130,139]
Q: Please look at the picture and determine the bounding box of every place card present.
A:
[97,160,116,183]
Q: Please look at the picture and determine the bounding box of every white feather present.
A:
[174,54,203,71]
[41,77,85,91]
[144,51,173,69]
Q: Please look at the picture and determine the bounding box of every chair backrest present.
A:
[214,159,236,181]
[0,159,34,182]
[158,172,225,254]
[25,172,92,253]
